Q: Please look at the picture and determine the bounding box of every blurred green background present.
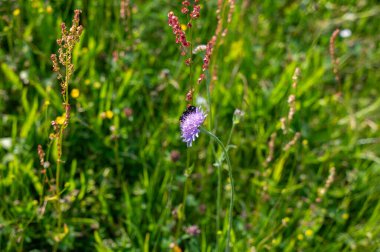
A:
[1,0,380,251]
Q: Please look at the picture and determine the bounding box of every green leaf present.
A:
[20,98,38,138]
[1,63,23,89]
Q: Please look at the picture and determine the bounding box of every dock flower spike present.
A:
[180,106,207,147]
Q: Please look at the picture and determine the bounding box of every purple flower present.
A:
[180,106,206,147]
[185,225,201,236]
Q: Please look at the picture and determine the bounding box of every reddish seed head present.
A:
[186,89,194,101]
[200,36,217,74]
[190,5,201,19]
[168,11,190,51]
[170,150,180,162]
[181,7,189,14]
[182,1,191,7]
[77,25,83,35]
[124,107,133,117]
[74,9,81,22]
[198,73,205,84]
[185,225,201,236]
[112,51,118,62]
[37,144,45,166]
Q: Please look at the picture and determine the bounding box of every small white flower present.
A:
[340,29,352,38]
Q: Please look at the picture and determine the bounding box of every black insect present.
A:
[180,105,196,122]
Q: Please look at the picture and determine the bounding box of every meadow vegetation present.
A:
[0,0,380,251]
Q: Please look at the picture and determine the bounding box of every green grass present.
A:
[1,0,380,251]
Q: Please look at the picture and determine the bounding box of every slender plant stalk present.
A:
[226,124,235,147]
[204,72,222,250]
[219,123,235,249]
[49,11,83,250]
[176,150,191,239]
[55,43,72,247]
[114,132,122,185]
[56,128,64,222]
[216,158,222,250]
[188,15,194,97]
[205,72,213,127]
[200,127,234,251]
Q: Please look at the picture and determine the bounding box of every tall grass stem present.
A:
[200,127,234,251]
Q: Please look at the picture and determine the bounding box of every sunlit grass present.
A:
[0,0,379,251]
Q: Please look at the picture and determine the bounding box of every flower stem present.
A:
[205,71,213,128]
[200,127,234,251]
[204,72,221,248]
[216,158,222,250]
[176,150,191,240]
[56,126,64,229]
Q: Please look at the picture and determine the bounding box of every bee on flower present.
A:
[179,106,206,147]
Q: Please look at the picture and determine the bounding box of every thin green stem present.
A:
[216,159,222,251]
[226,124,235,147]
[189,17,194,98]
[54,107,65,252]
[176,150,191,240]
[200,127,234,251]
[115,136,122,185]
[205,72,213,128]
[218,123,235,250]
[65,55,69,103]
[204,72,220,249]
[56,129,63,196]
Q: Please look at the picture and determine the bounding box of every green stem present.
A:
[218,123,235,250]
[226,124,235,147]
[54,123,64,252]
[176,150,191,240]
[204,72,220,249]
[115,136,122,185]
[189,17,194,97]
[205,72,213,128]
[200,127,234,251]
[216,160,222,251]
[56,129,63,196]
